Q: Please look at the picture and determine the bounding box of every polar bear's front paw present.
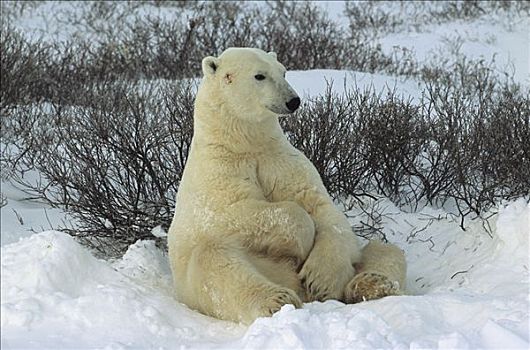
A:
[256,287,302,317]
[343,271,402,304]
[299,251,354,301]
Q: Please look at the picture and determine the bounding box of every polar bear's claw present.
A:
[257,287,302,317]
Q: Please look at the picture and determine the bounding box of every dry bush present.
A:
[284,56,528,228]
[0,28,50,112]
[2,0,528,254]
[256,1,348,70]
[1,0,415,99]
[4,73,528,254]
[281,83,370,200]
[421,62,530,225]
[4,80,196,256]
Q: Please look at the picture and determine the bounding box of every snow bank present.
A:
[1,233,245,349]
[2,200,528,349]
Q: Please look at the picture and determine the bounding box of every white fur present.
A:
[168,48,362,324]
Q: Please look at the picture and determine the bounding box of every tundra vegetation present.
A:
[1,0,528,256]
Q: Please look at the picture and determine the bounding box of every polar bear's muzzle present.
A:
[267,95,301,115]
[266,78,300,115]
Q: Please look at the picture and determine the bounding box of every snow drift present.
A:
[2,199,528,349]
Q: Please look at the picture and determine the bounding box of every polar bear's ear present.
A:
[202,56,220,77]
[268,51,278,60]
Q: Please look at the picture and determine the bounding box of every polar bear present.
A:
[168,47,406,324]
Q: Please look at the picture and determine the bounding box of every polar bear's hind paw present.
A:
[344,271,402,304]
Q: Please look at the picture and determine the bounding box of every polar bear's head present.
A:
[200,48,300,120]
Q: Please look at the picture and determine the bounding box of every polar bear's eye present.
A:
[254,74,266,81]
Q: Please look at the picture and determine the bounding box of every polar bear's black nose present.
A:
[286,97,301,112]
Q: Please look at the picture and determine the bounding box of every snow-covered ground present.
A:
[2,194,529,349]
[2,2,529,349]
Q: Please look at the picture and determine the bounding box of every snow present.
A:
[286,69,423,102]
[1,234,246,349]
[0,179,71,247]
[2,1,529,349]
[2,199,528,349]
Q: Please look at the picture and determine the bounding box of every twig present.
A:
[450,265,474,279]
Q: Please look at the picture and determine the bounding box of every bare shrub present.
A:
[2,0,417,93]
[256,1,347,70]
[0,27,50,112]
[285,64,528,228]
[484,85,530,196]
[3,0,528,255]
[5,80,196,256]
[4,73,528,254]
[418,53,530,226]
[281,82,370,200]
